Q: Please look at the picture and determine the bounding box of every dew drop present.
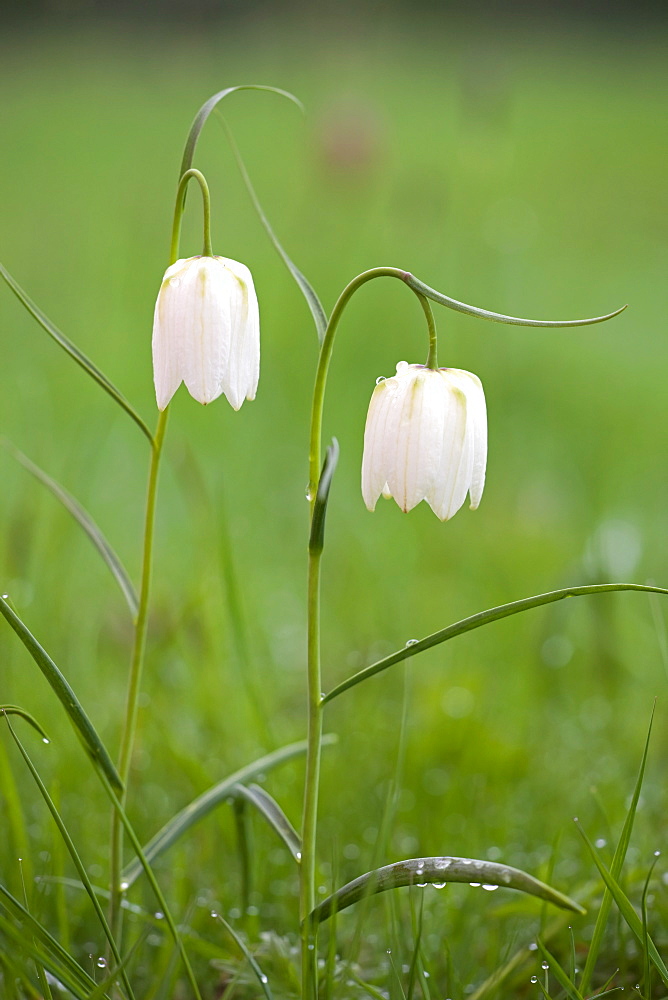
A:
[305,486,315,502]
[42,738,50,745]
[595,838,607,849]
[260,975,268,984]
[541,961,549,970]
[423,970,430,978]
[482,883,499,891]
[120,881,129,892]
[308,943,315,951]
[386,948,392,955]
[469,882,481,888]
[434,859,451,870]
[97,957,107,969]
[417,882,428,888]
[1,595,8,600]
[654,849,661,857]
[416,861,425,870]
[210,910,219,919]
[405,638,419,647]
[528,942,538,952]
[295,851,302,861]
[375,376,387,385]
[432,882,447,889]
[530,975,538,984]
[154,911,164,920]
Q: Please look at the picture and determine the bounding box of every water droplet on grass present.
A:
[376,376,386,385]
[469,882,481,887]
[482,883,499,891]
[97,957,107,969]
[210,910,218,919]
[260,975,268,984]
[120,881,129,891]
[541,961,549,970]
[595,838,607,849]
[432,882,447,889]
[405,638,419,647]
[530,975,538,984]
[154,911,164,920]
[295,851,302,861]
[42,738,50,744]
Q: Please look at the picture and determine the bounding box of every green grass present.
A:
[1,17,667,997]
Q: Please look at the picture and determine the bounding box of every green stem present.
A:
[109,406,169,941]
[170,168,213,263]
[417,293,438,369]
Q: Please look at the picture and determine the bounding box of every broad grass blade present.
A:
[0,597,122,790]
[4,442,138,617]
[579,707,654,995]
[309,438,339,554]
[309,856,584,926]
[221,120,328,342]
[0,705,49,742]
[323,584,668,703]
[0,262,152,443]
[233,782,302,861]
[575,822,668,987]
[211,910,274,999]
[121,735,335,888]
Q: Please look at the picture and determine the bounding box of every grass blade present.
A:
[232,783,302,862]
[121,735,335,888]
[220,120,328,342]
[575,822,668,987]
[0,596,122,791]
[211,911,274,1000]
[0,706,49,743]
[323,583,668,703]
[309,856,584,926]
[3,441,138,616]
[0,261,152,443]
[579,707,654,994]
[309,438,339,553]
[4,717,135,1000]
[536,941,584,1000]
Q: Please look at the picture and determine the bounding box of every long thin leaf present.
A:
[579,706,654,994]
[575,822,668,987]
[4,717,134,1000]
[0,262,152,443]
[0,597,122,790]
[211,910,274,1000]
[536,941,584,1000]
[121,735,336,888]
[3,442,138,616]
[220,119,328,342]
[308,856,584,926]
[232,782,302,862]
[323,583,668,703]
[406,271,626,327]
[0,706,49,743]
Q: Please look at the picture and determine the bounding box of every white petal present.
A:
[427,372,471,520]
[386,367,446,512]
[180,257,232,405]
[152,258,192,410]
[216,258,260,410]
[449,368,487,509]
[361,375,402,510]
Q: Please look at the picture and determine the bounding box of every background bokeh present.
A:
[1,6,666,992]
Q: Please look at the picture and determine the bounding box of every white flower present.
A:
[152,255,259,411]
[361,361,487,521]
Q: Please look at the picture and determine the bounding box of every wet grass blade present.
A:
[323,584,668,703]
[308,856,584,926]
[211,911,274,1000]
[0,705,49,742]
[4,716,135,1000]
[221,120,328,343]
[0,598,119,786]
[3,441,138,616]
[536,941,583,1000]
[0,596,122,791]
[579,706,654,995]
[0,262,152,443]
[121,735,335,888]
[232,783,302,862]
[575,822,668,987]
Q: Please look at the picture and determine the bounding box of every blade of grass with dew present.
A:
[219,119,328,342]
[0,917,81,1000]
[4,716,135,1000]
[0,893,98,997]
[406,892,426,1000]
[323,584,668,702]
[575,822,668,986]
[309,857,584,926]
[0,596,122,791]
[121,735,336,888]
[211,910,274,1000]
[0,737,31,888]
[3,442,138,616]
[0,706,49,743]
[0,262,152,443]
[579,706,655,995]
[86,929,151,1000]
[97,770,202,1000]
[232,783,302,862]
[536,941,583,1000]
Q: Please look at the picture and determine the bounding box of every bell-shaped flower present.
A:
[361,361,487,521]
[152,255,259,410]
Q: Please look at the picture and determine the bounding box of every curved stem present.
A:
[170,168,213,263]
[416,292,438,369]
[109,406,169,941]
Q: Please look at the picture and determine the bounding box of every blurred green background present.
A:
[0,9,667,993]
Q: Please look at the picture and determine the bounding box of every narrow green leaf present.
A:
[0,262,153,443]
[579,706,654,995]
[309,438,339,554]
[323,583,668,703]
[211,910,274,1000]
[3,441,138,617]
[220,119,328,342]
[232,782,302,862]
[575,822,668,986]
[536,941,584,1000]
[180,85,303,179]
[121,734,336,888]
[0,597,122,791]
[4,717,135,1000]
[0,706,49,743]
[406,271,626,328]
[308,856,584,926]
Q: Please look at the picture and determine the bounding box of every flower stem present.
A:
[417,292,439,369]
[170,167,213,263]
[109,406,169,942]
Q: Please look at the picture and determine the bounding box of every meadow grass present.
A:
[0,18,667,997]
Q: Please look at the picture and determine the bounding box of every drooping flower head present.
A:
[152,255,259,411]
[361,361,487,521]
